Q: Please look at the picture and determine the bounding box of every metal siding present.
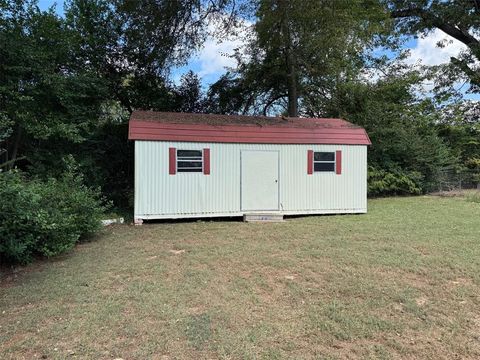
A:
[134,141,367,218]
[241,150,280,211]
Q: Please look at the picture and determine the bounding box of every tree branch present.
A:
[451,57,480,86]
[0,156,26,169]
[263,94,286,116]
[391,7,479,47]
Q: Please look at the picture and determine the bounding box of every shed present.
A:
[128,111,371,223]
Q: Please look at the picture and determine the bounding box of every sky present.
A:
[38,0,477,99]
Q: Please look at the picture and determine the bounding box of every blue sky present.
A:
[38,0,62,13]
[38,0,477,100]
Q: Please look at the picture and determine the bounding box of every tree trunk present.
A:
[280,0,298,117]
[8,125,22,170]
[286,50,298,117]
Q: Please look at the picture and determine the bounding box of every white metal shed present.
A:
[129,111,371,223]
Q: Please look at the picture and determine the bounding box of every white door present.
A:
[241,150,279,211]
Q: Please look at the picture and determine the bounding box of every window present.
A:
[177,150,203,172]
[314,152,335,172]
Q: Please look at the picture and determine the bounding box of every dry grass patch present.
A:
[1,196,480,359]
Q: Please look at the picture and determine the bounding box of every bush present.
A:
[368,166,423,197]
[0,171,42,264]
[0,169,107,264]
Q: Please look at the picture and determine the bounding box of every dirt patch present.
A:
[187,306,206,315]
[446,277,474,290]
[415,296,428,307]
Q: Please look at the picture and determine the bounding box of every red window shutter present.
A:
[169,147,176,175]
[203,148,210,175]
[336,150,342,175]
[307,150,313,175]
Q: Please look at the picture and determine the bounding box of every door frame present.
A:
[240,149,280,212]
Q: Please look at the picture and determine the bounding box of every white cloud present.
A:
[173,19,252,85]
[406,29,467,66]
[400,29,470,97]
[193,26,466,84]
[196,33,244,79]
[195,27,467,82]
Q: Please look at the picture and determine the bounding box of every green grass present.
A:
[465,190,480,203]
[1,196,480,359]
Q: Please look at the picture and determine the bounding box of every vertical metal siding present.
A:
[134,141,367,218]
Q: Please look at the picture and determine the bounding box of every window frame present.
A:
[313,151,336,173]
[176,149,203,173]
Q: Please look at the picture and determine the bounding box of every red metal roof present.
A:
[128,111,371,145]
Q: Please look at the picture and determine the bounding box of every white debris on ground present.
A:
[169,249,186,255]
[101,217,125,226]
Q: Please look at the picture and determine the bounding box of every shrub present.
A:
[0,169,107,264]
[0,171,42,264]
[368,166,423,197]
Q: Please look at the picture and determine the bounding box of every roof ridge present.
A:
[128,111,371,145]
[130,110,355,124]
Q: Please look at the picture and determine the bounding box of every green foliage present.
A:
[465,158,480,169]
[210,0,391,116]
[24,103,134,210]
[0,0,108,171]
[0,112,13,143]
[437,112,480,170]
[1,0,479,213]
[0,171,41,264]
[63,0,231,112]
[0,1,213,211]
[0,167,107,264]
[173,71,206,113]
[368,166,422,196]
[206,72,250,114]
[326,75,456,194]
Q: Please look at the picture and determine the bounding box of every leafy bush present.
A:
[0,169,107,264]
[328,78,456,196]
[368,166,423,197]
[0,171,41,264]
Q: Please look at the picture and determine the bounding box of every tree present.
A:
[173,71,206,113]
[1,0,234,207]
[389,0,480,92]
[324,71,455,194]
[206,71,255,114]
[0,0,107,169]
[436,101,480,186]
[212,0,391,117]
[64,0,237,112]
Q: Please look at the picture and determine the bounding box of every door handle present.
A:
[275,180,278,183]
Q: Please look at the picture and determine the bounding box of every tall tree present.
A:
[389,0,480,92]
[1,0,233,168]
[64,0,236,112]
[173,71,206,113]
[211,0,390,117]
[325,71,455,194]
[0,0,107,169]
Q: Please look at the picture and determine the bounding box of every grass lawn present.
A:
[1,196,480,359]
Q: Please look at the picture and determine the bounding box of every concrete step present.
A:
[243,213,284,222]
